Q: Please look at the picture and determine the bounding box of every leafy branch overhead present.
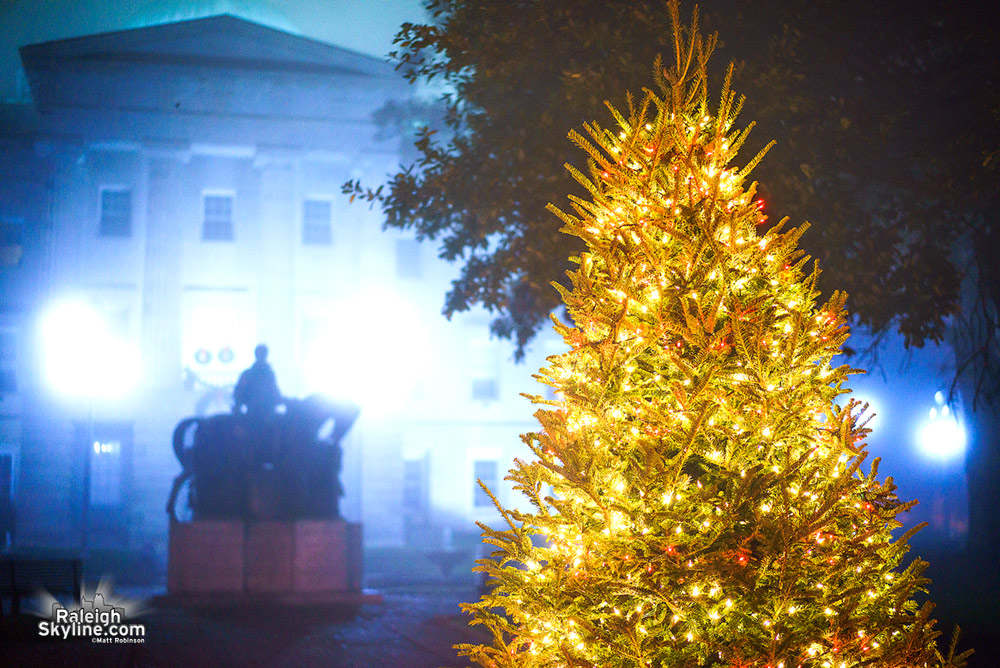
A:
[346,0,998,391]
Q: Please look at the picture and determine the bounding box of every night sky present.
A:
[0,0,424,101]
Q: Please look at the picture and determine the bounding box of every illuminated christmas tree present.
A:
[459,5,968,668]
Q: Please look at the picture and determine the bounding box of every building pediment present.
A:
[20,15,394,80]
[16,15,406,147]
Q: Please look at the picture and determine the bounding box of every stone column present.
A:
[253,152,297,380]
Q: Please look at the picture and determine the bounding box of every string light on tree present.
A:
[456,3,969,668]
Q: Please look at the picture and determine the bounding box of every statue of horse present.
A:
[166,395,359,522]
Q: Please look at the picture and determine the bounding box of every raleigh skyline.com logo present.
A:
[37,590,146,644]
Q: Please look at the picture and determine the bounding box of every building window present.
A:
[89,439,123,507]
[302,199,332,245]
[0,453,11,498]
[99,189,132,237]
[181,286,252,387]
[0,329,16,395]
[473,460,498,507]
[202,194,234,241]
[0,215,24,266]
[472,378,499,402]
[402,458,425,514]
[396,239,422,279]
[0,450,13,549]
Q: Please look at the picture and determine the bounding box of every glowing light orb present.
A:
[302,289,428,415]
[917,392,966,460]
[40,300,141,398]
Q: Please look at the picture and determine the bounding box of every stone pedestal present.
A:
[168,519,369,604]
[167,520,244,593]
[246,522,294,592]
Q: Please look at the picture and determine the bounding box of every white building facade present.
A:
[0,16,562,568]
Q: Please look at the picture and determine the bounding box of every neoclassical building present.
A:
[0,15,560,567]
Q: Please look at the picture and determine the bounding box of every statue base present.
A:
[166,519,379,606]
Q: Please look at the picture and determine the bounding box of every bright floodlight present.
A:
[302,289,429,414]
[917,393,966,460]
[41,300,141,398]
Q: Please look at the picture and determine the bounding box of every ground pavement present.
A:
[0,584,487,668]
[2,553,997,667]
